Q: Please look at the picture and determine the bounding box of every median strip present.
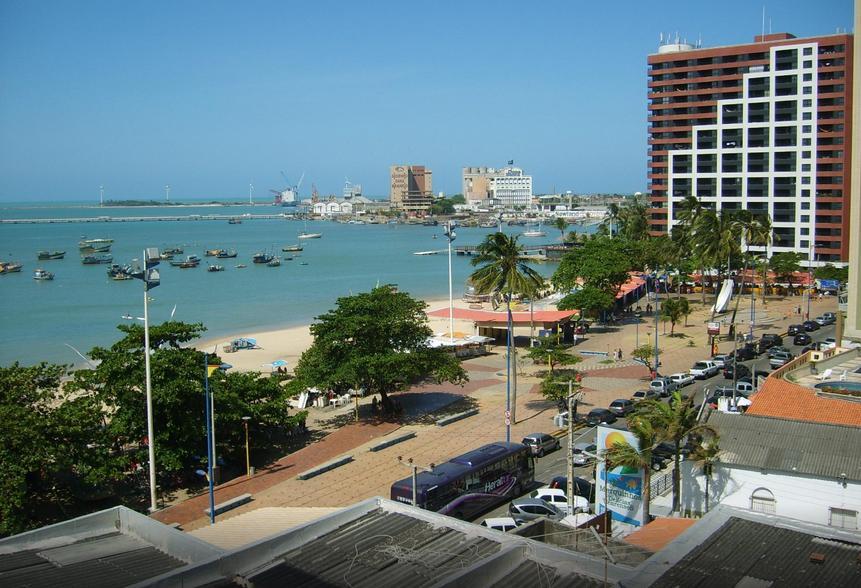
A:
[369,432,416,452]
[436,408,479,426]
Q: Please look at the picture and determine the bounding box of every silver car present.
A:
[521,433,560,457]
[508,498,565,524]
[572,442,597,466]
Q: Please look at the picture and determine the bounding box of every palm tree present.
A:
[553,216,568,242]
[636,392,717,513]
[470,233,544,435]
[693,208,741,316]
[606,203,620,237]
[689,437,720,515]
[602,414,660,523]
[673,196,705,302]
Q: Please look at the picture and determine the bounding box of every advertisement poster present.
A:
[595,426,645,527]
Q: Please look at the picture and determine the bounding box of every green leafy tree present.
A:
[769,251,804,293]
[527,338,580,374]
[635,392,716,513]
[290,286,467,413]
[632,343,655,367]
[470,233,544,425]
[602,414,660,522]
[538,374,582,412]
[0,363,105,536]
[557,285,615,320]
[553,236,632,298]
[815,264,848,283]
[449,194,466,204]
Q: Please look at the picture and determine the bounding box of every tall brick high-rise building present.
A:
[647,32,853,264]
[390,165,433,214]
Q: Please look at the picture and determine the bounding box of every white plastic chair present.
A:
[816,368,833,381]
[840,370,848,382]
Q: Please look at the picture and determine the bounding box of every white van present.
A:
[735,381,755,395]
[481,517,518,532]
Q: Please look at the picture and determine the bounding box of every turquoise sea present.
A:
[0,201,595,366]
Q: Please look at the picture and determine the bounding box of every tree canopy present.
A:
[289,285,467,408]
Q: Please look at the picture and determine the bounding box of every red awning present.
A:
[427,307,578,325]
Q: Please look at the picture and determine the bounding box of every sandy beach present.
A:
[194,297,479,373]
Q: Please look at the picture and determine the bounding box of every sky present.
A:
[0,0,853,201]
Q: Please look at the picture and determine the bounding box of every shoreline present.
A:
[193,296,477,373]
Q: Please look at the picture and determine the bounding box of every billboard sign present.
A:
[595,426,645,527]
[707,322,721,335]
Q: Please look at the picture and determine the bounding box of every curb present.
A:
[297,455,354,480]
[369,432,416,452]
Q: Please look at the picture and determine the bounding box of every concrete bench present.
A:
[369,432,416,452]
[203,493,252,517]
[297,455,354,480]
[436,408,479,427]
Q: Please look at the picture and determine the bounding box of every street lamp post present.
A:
[654,276,660,377]
[445,221,456,343]
[242,416,252,477]
[130,248,161,513]
[397,456,434,506]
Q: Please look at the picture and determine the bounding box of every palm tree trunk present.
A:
[672,440,681,513]
[643,468,651,522]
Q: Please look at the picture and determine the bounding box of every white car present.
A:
[711,354,732,368]
[529,487,589,515]
[689,360,719,379]
[481,517,518,532]
[669,372,695,387]
[822,337,837,350]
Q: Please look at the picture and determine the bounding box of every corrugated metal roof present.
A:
[492,560,604,587]
[650,517,861,587]
[707,412,861,481]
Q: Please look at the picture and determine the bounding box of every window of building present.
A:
[803,47,813,56]
[829,508,858,530]
[801,202,810,210]
[750,488,776,514]
[801,216,809,223]
[803,86,812,94]
[803,60,813,68]
[803,138,812,146]
[803,99,813,107]
[802,164,811,172]
[801,227,809,235]
[803,73,813,82]
[802,151,811,159]
[802,189,810,197]
[800,240,809,248]
[802,125,812,133]
[803,112,812,120]
[802,177,811,185]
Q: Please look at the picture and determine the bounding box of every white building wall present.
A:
[681,462,861,528]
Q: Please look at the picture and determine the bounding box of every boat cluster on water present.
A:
[1,237,317,283]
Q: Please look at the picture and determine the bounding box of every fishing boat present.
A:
[522,219,546,237]
[106,264,134,280]
[228,217,242,224]
[159,252,175,260]
[0,261,23,273]
[37,250,66,260]
[207,264,225,272]
[163,247,184,255]
[282,244,303,252]
[78,238,114,251]
[178,260,199,269]
[216,249,237,258]
[169,255,200,267]
[79,243,112,254]
[33,268,54,281]
[267,257,281,267]
[298,231,322,240]
[413,250,441,256]
[81,254,113,264]
[205,248,225,257]
[252,252,274,264]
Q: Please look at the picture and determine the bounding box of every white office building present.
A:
[463,166,533,209]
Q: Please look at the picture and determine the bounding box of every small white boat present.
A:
[521,229,546,237]
[33,268,54,281]
[413,250,440,256]
[298,232,322,239]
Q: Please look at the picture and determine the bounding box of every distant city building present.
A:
[390,165,433,214]
[647,32,853,265]
[343,180,362,200]
[848,6,860,343]
[462,165,533,209]
[312,195,373,216]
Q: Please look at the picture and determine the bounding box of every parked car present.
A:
[649,377,679,397]
[530,487,589,514]
[689,360,719,379]
[738,371,770,387]
[769,351,795,368]
[801,342,828,354]
[549,476,596,502]
[572,443,598,466]
[803,320,820,332]
[723,362,751,380]
[632,389,659,402]
[585,408,617,426]
[521,433,561,457]
[735,380,756,395]
[787,324,805,336]
[481,517,518,532]
[669,372,695,387]
[710,354,732,368]
[608,399,635,417]
[706,387,748,408]
[793,333,812,346]
[733,344,758,361]
[758,334,783,352]
[767,345,791,358]
[822,337,838,350]
[816,315,835,326]
[823,312,837,323]
[509,498,565,524]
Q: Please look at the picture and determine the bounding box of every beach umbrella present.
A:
[271,359,289,367]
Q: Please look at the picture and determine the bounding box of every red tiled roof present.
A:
[427,307,577,324]
[616,274,647,299]
[624,517,697,552]
[746,377,861,427]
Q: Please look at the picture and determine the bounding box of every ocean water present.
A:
[0,202,594,366]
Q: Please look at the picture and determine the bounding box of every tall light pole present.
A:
[129,248,161,512]
[204,355,216,525]
[242,416,252,476]
[654,275,660,377]
[445,221,456,343]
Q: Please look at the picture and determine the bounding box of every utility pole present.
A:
[397,456,435,507]
[565,382,583,516]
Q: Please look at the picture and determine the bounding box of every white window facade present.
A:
[829,507,858,530]
[667,42,818,259]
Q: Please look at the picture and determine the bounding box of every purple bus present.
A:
[390,442,534,520]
